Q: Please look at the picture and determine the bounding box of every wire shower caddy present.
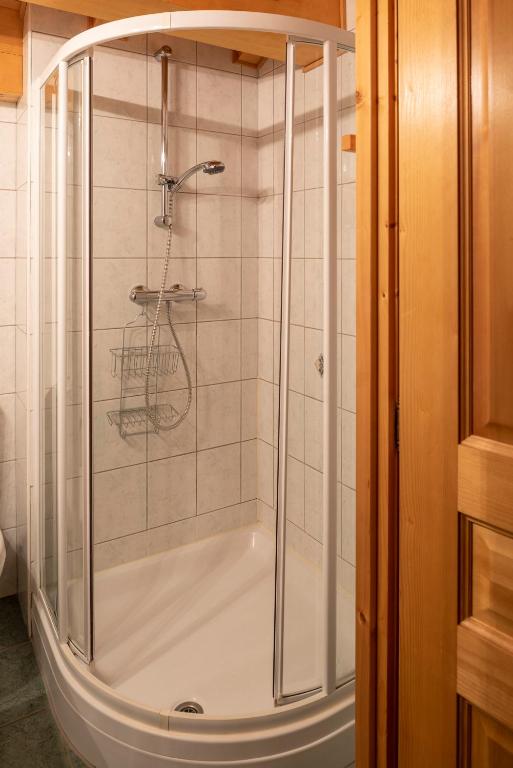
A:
[107,309,180,438]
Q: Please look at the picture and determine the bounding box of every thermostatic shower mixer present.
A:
[129,284,207,305]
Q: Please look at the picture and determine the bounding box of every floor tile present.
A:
[0,596,27,651]
[0,642,45,727]
[0,706,81,767]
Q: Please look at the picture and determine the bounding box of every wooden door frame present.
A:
[356,0,399,766]
[396,0,460,765]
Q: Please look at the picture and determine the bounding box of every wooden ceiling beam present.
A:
[25,0,346,65]
[0,3,23,102]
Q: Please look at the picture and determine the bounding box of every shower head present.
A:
[202,160,225,175]
[167,160,225,194]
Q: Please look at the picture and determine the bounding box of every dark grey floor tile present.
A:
[0,642,45,726]
[0,707,77,767]
[0,597,27,652]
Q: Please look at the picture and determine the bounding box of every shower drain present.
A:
[174,701,204,715]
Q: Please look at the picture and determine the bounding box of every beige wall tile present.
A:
[197,43,240,73]
[242,258,258,318]
[93,258,146,330]
[0,460,15,529]
[196,193,241,259]
[304,259,323,331]
[257,438,274,509]
[197,381,241,450]
[94,529,149,572]
[197,67,241,134]
[197,320,241,385]
[304,464,322,542]
[196,503,241,539]
[0,260,15,325]
[241,197,258,259]
[0,190,16,256]
[242,75,258,137]
[93,117,147,189]
[341,409,356,490]
[242,318,258,379]
[286,456,305,528]
[304,327,323,402]
[197,258,241,321]
[0,122,16,190]
[304,395,322,472]
[0,527,16,597]
[341,484,356,566]
[0,327,15,394]
[93,188,147,259]
[148,452,196,527]
[341,182,356,258]
[0,394,15,463]
[257,379,273,445]
[93,47,148,122]
[241,379,257,440]
[146,515,197,556]
[341,259,356,336]
[197,443,240,514]
[241,439,257,502]
[93,463,146,544]
[304,117,323,190]
[341,334,356,413]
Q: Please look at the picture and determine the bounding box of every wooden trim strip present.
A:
[355,0,379,764]
[459,436,513,534]
[458,617,513,732]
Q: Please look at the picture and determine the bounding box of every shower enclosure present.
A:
[33,10,356,767]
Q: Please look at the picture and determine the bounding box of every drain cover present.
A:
[174,701,204,714]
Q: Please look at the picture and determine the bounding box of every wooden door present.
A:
[398,0,513,765]
[458,0,513,762]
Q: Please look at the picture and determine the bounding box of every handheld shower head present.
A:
[168,160,225,194]
[202,160,225,175]
[154,161,225,228]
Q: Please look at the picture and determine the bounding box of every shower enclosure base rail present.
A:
[32,591,355,768]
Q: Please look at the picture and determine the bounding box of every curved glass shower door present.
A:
[39,54,92,661]
[274,37,356,702]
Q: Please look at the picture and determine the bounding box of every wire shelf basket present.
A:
[110,344,179,379]
[107,403,180,438]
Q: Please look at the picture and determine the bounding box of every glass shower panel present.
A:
[40,69,60,620]
[65,57,90,654]
[278,47,325,698]
[278,43,354,700]
[336,48,356,685]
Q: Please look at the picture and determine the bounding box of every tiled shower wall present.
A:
[88,35,261,570]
